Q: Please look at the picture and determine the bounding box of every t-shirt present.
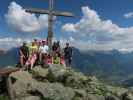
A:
[39,45,49,54]
[52,57,60,64]
[29,45,38,54]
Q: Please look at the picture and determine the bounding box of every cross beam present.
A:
[26,8,74,17]
[25,0,74,51]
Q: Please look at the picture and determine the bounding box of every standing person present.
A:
[39,40,49,64]
[19,42,29,67]
[64,43,73,67]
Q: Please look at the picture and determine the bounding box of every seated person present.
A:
[39,40,49,64]
[25,42,38,70]
[52,53,60,64]
[45,54,52,65]
[25,51,37,70]
[19,42,29,67]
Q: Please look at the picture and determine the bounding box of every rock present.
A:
[121,91,133,100]
[15,96,40,100]
[7,64,132,100]
[31,66,49,81]
[87,94,105,100]
[10,71,33,82]
[106,85,128,97]
[74,89,87,98]
[9,71,37,99]
[105,93,120,100]
[48,64,67,82]
[64,69,90,89]
[30,82,75,100]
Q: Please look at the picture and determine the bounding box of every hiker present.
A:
[25,42,38,70]
[64,43,73,67]
[52,41,61,56]
[39,40,49,64]
[19,42,29,67]
[25,50,37,70]
[45,54,52,65]
[52,53,60,64]
[29,41,38,55]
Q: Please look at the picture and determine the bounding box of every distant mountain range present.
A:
[72,48,133,86]
[0,48,18,67]
[1,47,133,86]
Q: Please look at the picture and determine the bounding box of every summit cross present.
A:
[25,0,74,51]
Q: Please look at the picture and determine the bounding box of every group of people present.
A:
[19,39,73,70]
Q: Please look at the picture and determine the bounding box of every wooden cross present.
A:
[25,0,74,51]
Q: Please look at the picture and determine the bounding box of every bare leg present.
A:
[20,57,24,67]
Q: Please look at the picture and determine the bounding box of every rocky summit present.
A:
[6,64,133,100]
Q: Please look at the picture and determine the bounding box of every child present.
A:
[52,53,60,64]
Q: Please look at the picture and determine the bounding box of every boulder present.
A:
[105,93,120,100]
[15,96,40,100]
[31,66,49,81]
[64,69,90,89]
[30,82,75,100]
[9,71,37,99]
[48,64,67,82]
[121,91,133,100]
[87,94,104,100]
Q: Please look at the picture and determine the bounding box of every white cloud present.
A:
[62,6,133,52]
[124,12,133,18]
[5,2,49,33]
[62,24,77,33]
[0,37,31,50]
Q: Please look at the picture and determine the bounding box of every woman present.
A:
[25,42,38,70]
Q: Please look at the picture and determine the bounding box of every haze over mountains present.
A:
[1,47,133,86]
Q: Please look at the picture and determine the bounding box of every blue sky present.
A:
[1,0,133,51]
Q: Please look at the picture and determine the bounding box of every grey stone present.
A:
[30,82,75,100]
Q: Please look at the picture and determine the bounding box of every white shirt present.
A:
[39,45,49,53]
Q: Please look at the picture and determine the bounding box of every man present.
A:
[64,43,73,67]
[19,42,29,67]
[39,40,49,64]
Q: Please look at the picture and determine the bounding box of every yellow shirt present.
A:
[29,45,38,54]
[52,57,60,64]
